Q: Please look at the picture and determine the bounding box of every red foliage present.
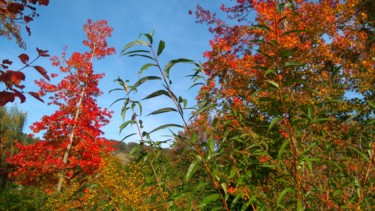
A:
[7,19,115,187]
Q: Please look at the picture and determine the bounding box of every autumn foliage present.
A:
[1,0,375,210]
[0,0,49,107]
[7,19,115,191]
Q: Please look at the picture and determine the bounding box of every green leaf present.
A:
[278,140,290,163]
[149,124,183,134]
[109,97,127,107]
[164,58,194,79]
[297,201,303,211]
[133,76,161,88]
[367,100,375,109]
[191,103,217,119]
[119,120,136,134]
[247,25,270,31]
[142,90,170,100]
[128,145,141,157]
[186,160,199,182]
[266,80,279,88]
[199,193,221,208]
[157,40,165,56]
[122,49,150,56]
[121,40,150,55]
[268,115,282,133]
[349,146,370,162]
[284,62,304,68]
[276,3,285,14]
[147,107,177,116]
[281,30,309,37]
[139,63,157,74]
[264,68,276,77]
[108,88,123,94]
[179,96,188,109]
[128,54,155,61]
[144,33,153,44]
[121,133,137,142]
[276,187,294,206]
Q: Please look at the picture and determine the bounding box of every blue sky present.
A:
[1,1,224,144]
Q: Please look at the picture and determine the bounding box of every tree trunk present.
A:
[56,87,85,192]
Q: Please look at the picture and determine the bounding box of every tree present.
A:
[0,106,33,189]
[0,0,50,107]
[183,0,375,209]
[7,19,115,192]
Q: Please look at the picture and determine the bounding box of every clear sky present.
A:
[1,1,224,145]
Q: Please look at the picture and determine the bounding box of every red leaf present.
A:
[8,71,25,85]
[33,66,50,80]
[2,59,12,65]
[13,89,26,103]
[29,91,44,103]
[19,53,29,64]
[38,0,49,6]
[36,48,49,57]
[25,26,31,36]
[24,16,33,23]
[0,91,16,106]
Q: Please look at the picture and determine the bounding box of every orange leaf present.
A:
[9,71,25,85]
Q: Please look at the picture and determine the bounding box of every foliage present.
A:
[0,106,33,188]
[6,19,115,192]
[111,0,375,210]
[0,0,50,107]
[0,182,47,210]
[45,156,156,210]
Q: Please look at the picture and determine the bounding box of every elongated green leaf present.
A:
[157,40,165,56]
[147,107,177,116]
[139,63,157,74]
[164,58,194,79]
[264,68,276,76]
[276,187,294,206]
[247,25,270,31]
[268,115,282,133]
[349,146,370,162]
[144,33,153,44]
[121,40,150,55]
[297,201,303,211]
[276,3,285,14]
[128,145,141,157]
[142,90,170,100]
[199,193,221,208]
[119,120,136,134]
[149,124,183,134]
[122,49,150,56]
[266,80,279,88]
[278,140,290,163]
[128,54,155,61]
[284,62,304,68]
[281,30,309,37]
[133,76,161,88]
[132,101,143,116]
[186,160,199,181]
[191,103,217,119]
[367,100,375,109]
[121,133,137,142]
[108,88,123,94]
[110,97,127,107]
